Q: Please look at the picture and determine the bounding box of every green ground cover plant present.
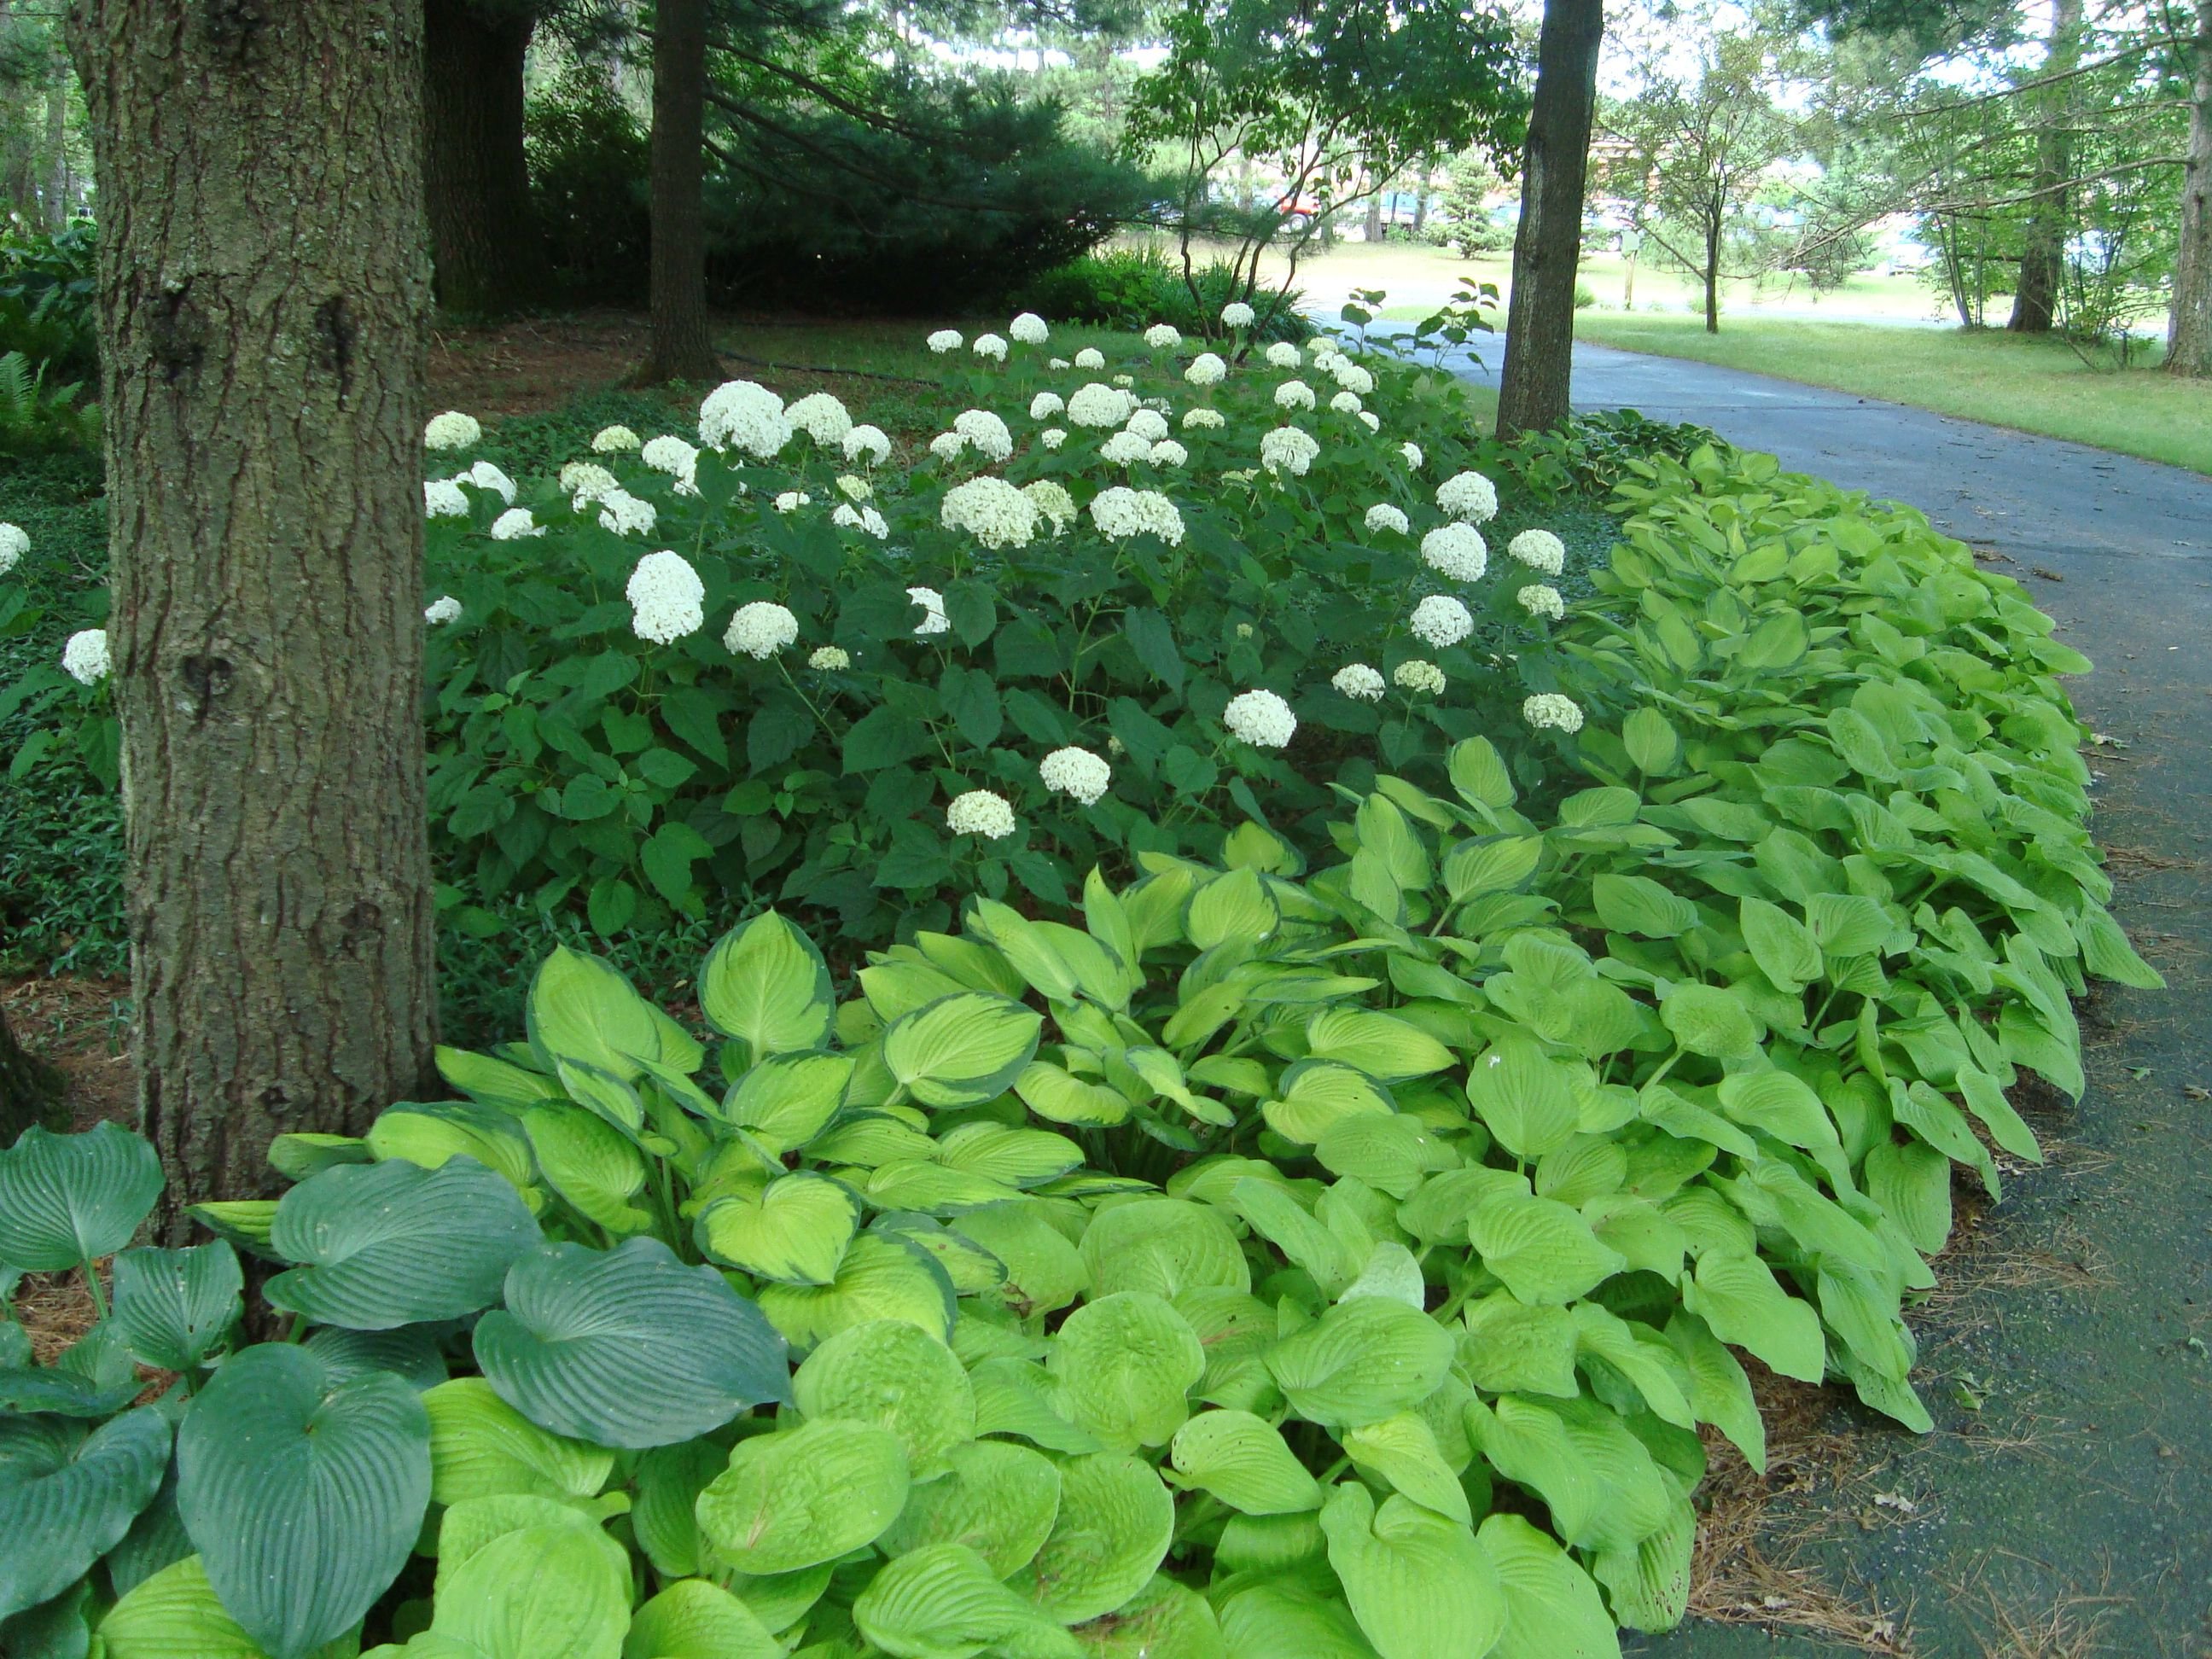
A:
[0,417,2155,1656]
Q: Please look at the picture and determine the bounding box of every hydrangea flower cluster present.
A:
[1041,429,1067,450]
[425,597,462,626]
[1394,659,1445,695]
[725,600,800,660]
[642,437,700,491]
[1422,523,1488,583]
[1074,346,1105,370]
[940,477,1039,550]
[1436,469,1499,524]
[1124,408,1170,443]
[1039,746,1112,806]
[0,522,25,575]
[773,492,811,514]
[1331,360,1376,396]
[454,460,516,504]
[626,550,704,643]
[952,409,1013,463]
[1100,431,1154,467]
[1265,342,1301,369]
[1260,427,1320,477]
[907,586,952,636]
[1144,323,1181,349]
[491,508,543,541]
[1024,480,1076,533]
[1330,392,1363,416]
[1183,408,1225,431]
[1185,352,1226,387]
[423,480,469,519]
[1068,383,1135,428]
[808,646,851,671]
[592,425,640,452]
[1517,584,1565,620]
[928,434,969,463]
[927,329,963,353]
[1010,312,1050,345]
[1364,504,1409,536]
[832,502,889,538]
[1331,663,1385,701]
[61,628,110,685]
[1223,688,1296,748]
[1089,486,1184,544]
[835,474,871,501]
[700,381,791,457]
[424,410,481,450]
[786,393,853,447]
[946,789,1017,839]
[1410,594,1474,649]
[1150,439,1188,468]
[972,333,1009,362]
[1400,442,1424,470]
[843,425,892,466]
[1274,380,1316,411]
[1508,528,1567,575]
[1523,692,1585,732]
[1221,300,1256,329]
[597,490,656,537]
[1030,392,1065,420]
[562,461,620,501]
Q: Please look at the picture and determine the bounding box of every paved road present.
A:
[1443,341,2212,1657]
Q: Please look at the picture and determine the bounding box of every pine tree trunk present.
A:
[423,0,539,316]
[67,0,439,1228]
[44,61,69,227]
[2009,0,2082,335]
[0,1004,64,1149]
[636,0,721,385]
[1496,0,1604,439]
[2170,0,2212,377]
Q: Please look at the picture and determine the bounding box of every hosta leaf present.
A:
[1447,737,1517,809]
[1316,1115,1453,1202]
[624,1579,783,1659]
[969,1357,1102,1453]
[1591,874,1699,939]
[695,1418,910,1575]
[474,1237,789,1448]
[0,1577,91,1659]
[1478,1511,1621,1659]
[1466,1191,1626,1306]
[701,911,835,1059]
[696,1172,860,1285]
[1622,708,1679,775]
[526,945,677,1082]
[433,1493,608,1597]
[265,1157,536,1330]
[1265,1297,1455,1429]
[1664,1312,1765,1473]
[952,1202,1089,1317]
[1168,1409,1321,1514]
[0,1410,170,1619]
[367,1103,533,1190]
[1231,1178,1359,1297]
[1016,1452,1174,1623]
[1657,983,1761,1059]
[1071,1574,1225,1658]
[721,1051,855,1155]
[1319,1483,1503,1659]
[1464,1395,1668,1554]
[1217,1580,1378,1659]
[1304,1009,1453,1083]
[97,1556,358,1659]
[1865,1139,1952,1256]
[432,1521,629,1659]
[1014,1062,1132,1128]
[794,1318,975,1476]
[176,1344,431,1659]
[881,1438,1062,1576]
[1341,1412,1470,1524]
[1715,1069,1841,1160]
[1463,1036,1579,1161]
[1050,1292,1205,1452]
[1458,1291,1579,1397]
[522,1107,651,1235]
[1185,868,1278,951]
[422,1378,614,1506]
[0,1123,162,1272]
[882,992,1043,1108]
[111,1243,242,1371]
[1739,898,1821,992]
[857,1542,1080,1659]
[1957,1067,2042,1163]
[1263,1062,1394,1145]
[1681,1251,1825,1382]
[934,1122,1085,1187]
[757,1230,957,1350]
[1080,1199,1249,1299]
[1442,835,1543,902]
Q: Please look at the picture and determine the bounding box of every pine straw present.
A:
[15,1262,106,1365]
[1953,1557,2124,1658]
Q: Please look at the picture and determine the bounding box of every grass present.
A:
[1572,313,2212,475]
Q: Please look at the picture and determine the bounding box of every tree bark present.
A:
[44,60,69,227]
[1496,0,1604,439]
[67,0,439,1227]
[635,0,721,385]
[2009,0,2082,334]
[2169,0,2212,376]
[0,1004,64,1148]
[1703,191,1721,333]
[423,0,539,315]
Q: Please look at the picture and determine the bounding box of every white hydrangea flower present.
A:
[1024,480,1077,533]
[561,460,620,500]
[459,460,517,504]
[1030,391,1066,420]
[1222,468,1259,485]
[808,645,851,671]
[1010,312,1051,345]
[907,586,952,636]
[1359,411,1381,432]
[699,380,791,457]
[424,480,470,519]
[626,550,704,643]
[1332,663,1385,701]
[1524,693,1585,732]
[1185,352,1227,387]
[0,522,25,574]
[1260,426,1320,477]
[1221,300,1256,329]
[1101,430,1154,467]
[61,627,110,685]
[598,490,656,537]
[1124,408,1170,443]
[641,436,700,486]
[1048,357,1071,370]
[1068,383,1135,428]
[1274,380,1316,411]
[1074,346,1105,370]
[1332,360,1376,396]
[424,596,463,626]
[1410,594,1475,649]
[1265,341,1301,369]
[1150,439,1188,468]
[1114,374,1135,388]
[835,474,872,501]
[1394,659,1446,696]
[832,502,889,538]
[1509,529,1568,575]
[725,600,800,660]
[491,507,544,540]
[947,789,1017,840]
[1517,584,1565,620]
[1236,623,1254,638]
[424,410,481,450]
[941,476,1039,550]
[774,491,811,514]
[1144,323,1181,350]
[1223,688,1296,749]
[592,424,641,452]
[1041,428,1067,450]
[1330,391,1363,415]
[1400,442,1424,470]
[973,333,1009,362]
[928,329,963,353]
[1089,486,1185,544]
[1312,343,1344,370]
[1423,523,1488,583]
[1436,470,1499,524]
[843,424,892,466]
[953,409,1014,463]
[1365,504,1410,536]
[1039,746,1112,806]
[929,432,969,463]
[786,393,854,448]
[1183,407,1225,431]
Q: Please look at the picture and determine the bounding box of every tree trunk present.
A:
[423,0,539,316]
[44,61,69,227]
[1703,204,1721,333]
[2009,0,2083,334]
[1496,0,1604,439]
[1365,192,1384,244]
[0,1004,64,1148]
[67,0,439,1228]
[635,0,721,385]
[2169,0,2212,376]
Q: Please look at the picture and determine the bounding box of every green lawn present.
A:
[1573,312,2212,475]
